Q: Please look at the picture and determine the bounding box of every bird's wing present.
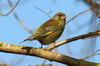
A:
[41,26,60,37]
[33,19,62,37]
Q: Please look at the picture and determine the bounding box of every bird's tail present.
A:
[19,38,29,44]
[19,36,34,44]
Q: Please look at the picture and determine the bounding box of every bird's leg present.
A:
[98,16,100,18]
[40,44,43,48]
[53,42,56,44]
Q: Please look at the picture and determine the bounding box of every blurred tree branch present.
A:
[80,0,100,61]
[33,6,52,18]
[0,30,100,65]
[83,0,100,17]
[46,30,100,50]
[8,0,33,34]
[83,49,100,59]
[0,0,20,16]
[66,8,91,25]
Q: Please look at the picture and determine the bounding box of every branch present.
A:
[65,9,91,25]
[83,49,100,59]
[33,6,52,18]
[0,42,99,66]
[46,30,100,50]
[0,0,20,16]
[8,0,33,34]
[84,0,100,15]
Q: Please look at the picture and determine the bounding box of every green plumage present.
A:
[21,12,66,47]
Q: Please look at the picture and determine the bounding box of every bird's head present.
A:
[52,12,66,20]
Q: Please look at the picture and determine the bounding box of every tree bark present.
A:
[0,42,99,66]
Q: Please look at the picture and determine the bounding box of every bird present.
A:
[20,12,66,48]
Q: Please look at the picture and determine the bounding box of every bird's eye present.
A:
[59,15,63,16]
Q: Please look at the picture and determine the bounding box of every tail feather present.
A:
[19,39,29,44]
[19,36,35,44]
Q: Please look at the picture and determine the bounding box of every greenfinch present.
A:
[21,12,66,47]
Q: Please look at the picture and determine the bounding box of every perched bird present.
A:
[21,12,66,48]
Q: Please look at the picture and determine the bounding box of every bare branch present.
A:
[33,6,52,18]
[8,0,33,34]
[65,9,91,25]
[46,30,100,50]
[0,42,78,65]
[85,0,100,15]
[0,42,99,66]
[83,49,100,59]
[0,0,20,16]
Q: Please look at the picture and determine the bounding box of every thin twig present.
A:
[8,0,33,34]
[65,8,91,25]
[0,0,20,16]
[33,6,52,18]
[83,49,100,59]
[42,59,47,65]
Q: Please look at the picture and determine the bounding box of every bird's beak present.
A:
[61,15,66,19]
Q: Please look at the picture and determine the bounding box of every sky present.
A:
[0,0,100,66]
